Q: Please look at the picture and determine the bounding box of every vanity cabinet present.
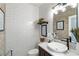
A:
[39,46,51,56]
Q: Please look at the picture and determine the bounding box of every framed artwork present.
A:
[41,25,47,37]
[0,8,4,31]
[56,21,64,30]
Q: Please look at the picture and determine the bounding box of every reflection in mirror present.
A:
[68,4,79,43]
[53,3,79,50]
[53,3,77,42]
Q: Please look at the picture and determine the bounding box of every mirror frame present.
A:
[41,25,47,37]
[0,8,5,31]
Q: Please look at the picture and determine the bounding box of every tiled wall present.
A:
[0,3,6,55]
[53,6,76,40]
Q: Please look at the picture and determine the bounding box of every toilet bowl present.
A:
[28,49,39,56]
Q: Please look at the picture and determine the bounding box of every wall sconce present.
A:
[52,3,77,15]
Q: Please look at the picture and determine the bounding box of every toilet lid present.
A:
[28,49,38,54]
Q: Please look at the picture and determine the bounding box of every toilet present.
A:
[28,49,39,56]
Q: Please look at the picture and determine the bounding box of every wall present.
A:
[5,3,39,56]
[53,6,76,40]
[0,3,5,55]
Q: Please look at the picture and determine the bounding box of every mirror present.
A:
[0,8,4,31]
[41,25,47,37]
[53,4,77,42]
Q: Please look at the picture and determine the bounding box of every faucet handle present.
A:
[66,38,70,50]
[48,40,51,43]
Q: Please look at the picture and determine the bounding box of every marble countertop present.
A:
[38,42,79,56]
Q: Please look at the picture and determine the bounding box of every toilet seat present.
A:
[28,49,38,56]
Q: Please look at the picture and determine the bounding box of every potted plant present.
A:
[37,18,48,25]
[71,28,79,42]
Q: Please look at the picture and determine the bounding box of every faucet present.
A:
[47,33,54,43]
[66,38,70,50]
[64,37,71,50]
[61,37,71,50]
[52,33,57,39]
[48,33,57,43]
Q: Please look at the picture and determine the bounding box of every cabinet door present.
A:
[39,46,44,56]
[39,46,51,56]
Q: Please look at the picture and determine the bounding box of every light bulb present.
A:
[52,9,58,15]
[58,5,63,10]
[55,6,59,11]
[72,4,77,8]
[54,11,58,15]
[67,3,77,8]
[62,7,66,12]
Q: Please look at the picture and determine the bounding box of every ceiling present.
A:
[30,3,56,7]
[30,3,44,7]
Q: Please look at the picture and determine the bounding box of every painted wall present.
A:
[53,6,76,40]
[0,3,5,55]
[5,3,39,56]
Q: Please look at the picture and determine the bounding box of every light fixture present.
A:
[52,9,58,15]
[54,11,58,15]
[70,3,77,8]
[65,3,77,8]
[52,3,77,15]
[52,3,67,15]
[61,7,66,12]
[52,3,67,9]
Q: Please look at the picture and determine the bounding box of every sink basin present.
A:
[47,42,68,53]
